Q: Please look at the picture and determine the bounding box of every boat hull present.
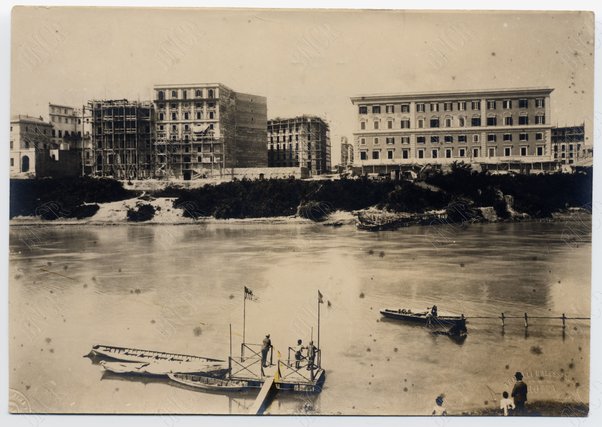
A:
[87,344,224,364]
[380,309,465,327]
[100,360,229,377]
[168,373,254,392]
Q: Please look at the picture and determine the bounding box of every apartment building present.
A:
[89,99,155,180]
[49,103,94,173]
[10,115,54,177]
[350,87,554,173]
[153,83,267,180]
[552,125,585,165]
[267,115,331,175]
[340,136,354,168]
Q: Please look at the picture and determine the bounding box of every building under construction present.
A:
[153,83,267,180]
[268,116,331,175]
[89,99,155,180]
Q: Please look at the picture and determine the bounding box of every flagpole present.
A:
[242,287,246,359]
[317,292,321,353]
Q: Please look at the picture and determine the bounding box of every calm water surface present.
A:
[9,221,591,415]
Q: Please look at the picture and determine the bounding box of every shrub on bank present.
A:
[127,204,156,222]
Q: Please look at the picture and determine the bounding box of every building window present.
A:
[488,147,496,157]
[360,138,366,145]
[431,149,438,159]
[444,135,453,143]
[374,121,379,130]
[401,136,410,144]
[10,141,13,149]
[535,115,545,125]
[372,150,380,160]
[184,112,190,120]
[11,158,14,167]
[536,132,544,141]
[386,105,395,113]
[503,100,512,109]
[431,136,439,144]
[519,133,529,141]
[520,146,528,156]
[537,146,544,156]
[170,103,177,109]
[487,134,497,142]
[360,151,368,160]
[444,102,453,112]
[208,89,214,98]
[195,89,202,97]
[518,115,529,125]
[400,104,410,113]
[196,112,202,120]
[158,91,165,100]
[519,99,528,108]
[372,105,381,114]
[171,90,178,98]
[172,113,177,120]
[458,101,466,111]
[159,113,164,121]
[58,130,62,138]
[402,149,409,159]
[504,116,513,126]
[417,149,425,159]
[21,155,30,172]
[182,90,187,100]
[400,119,410,129]
[386,137,395,145]
[472,134,480,143]
[471,117,481,127]
[387,150,394,159]
[459,148,466,157]
[459,117,466,127]
[504,147,512,157]
[388,120,393,129]
[445,117,452,127]
[487,116,497,126]
[359,106,368,114]
[417,136,426,144]
[458,135,467,143]
[416,103,426,113]
[487,100,497,110]
[374,137,379,144]
[418,118,425,129]
[471,100,481,110]
[430,118,440,128]
[473,148,479,158]
[209,112,215,119]
[535,98,545,108]
[503,133,512,142]
[430,103,439,112]
[360,121,366,130]
[445,149,452,158]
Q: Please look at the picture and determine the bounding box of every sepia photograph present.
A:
[4,1,599,422]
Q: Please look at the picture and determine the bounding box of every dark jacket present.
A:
[511,381,528,404]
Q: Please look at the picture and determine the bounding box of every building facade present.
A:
[340,136,354,168]
[89,99,155,180]
[267,116,331,175]
[49,103,94,174]
[350,87,554,173]
[10,115,54,177]
[153,83,267,180]
[552,125,585,165]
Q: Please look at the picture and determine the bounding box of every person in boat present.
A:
[294,339,305,369]
[306,341,317,370]
[431,305,438,317]
[261,334,272,368]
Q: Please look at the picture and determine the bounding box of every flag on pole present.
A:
[318,290,324,304]
[244,286,257,301]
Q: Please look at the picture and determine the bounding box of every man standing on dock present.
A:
[261,334,272,368]
[511,372,528,415]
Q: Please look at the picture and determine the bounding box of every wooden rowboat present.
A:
[86,344,224,364]
[99,360,229,377]
[167,373,256,392]
[380,308,466,328]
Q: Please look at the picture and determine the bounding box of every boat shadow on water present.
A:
[379,317,468,346]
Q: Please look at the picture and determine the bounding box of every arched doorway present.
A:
[21,155,30,172]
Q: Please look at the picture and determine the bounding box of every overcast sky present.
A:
[11,8,595,161]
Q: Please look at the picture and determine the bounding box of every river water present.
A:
[9,221,591,415]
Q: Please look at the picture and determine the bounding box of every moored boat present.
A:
[99,360,229,377]
[86,344,224,364]
[168,373,255,392]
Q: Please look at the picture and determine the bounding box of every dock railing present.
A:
[468,312,590,329]
[286,346,321,380]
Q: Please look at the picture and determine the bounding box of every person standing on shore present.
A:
[500,391,515,416]
[431,395,447,416]
[511,372,528,414]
